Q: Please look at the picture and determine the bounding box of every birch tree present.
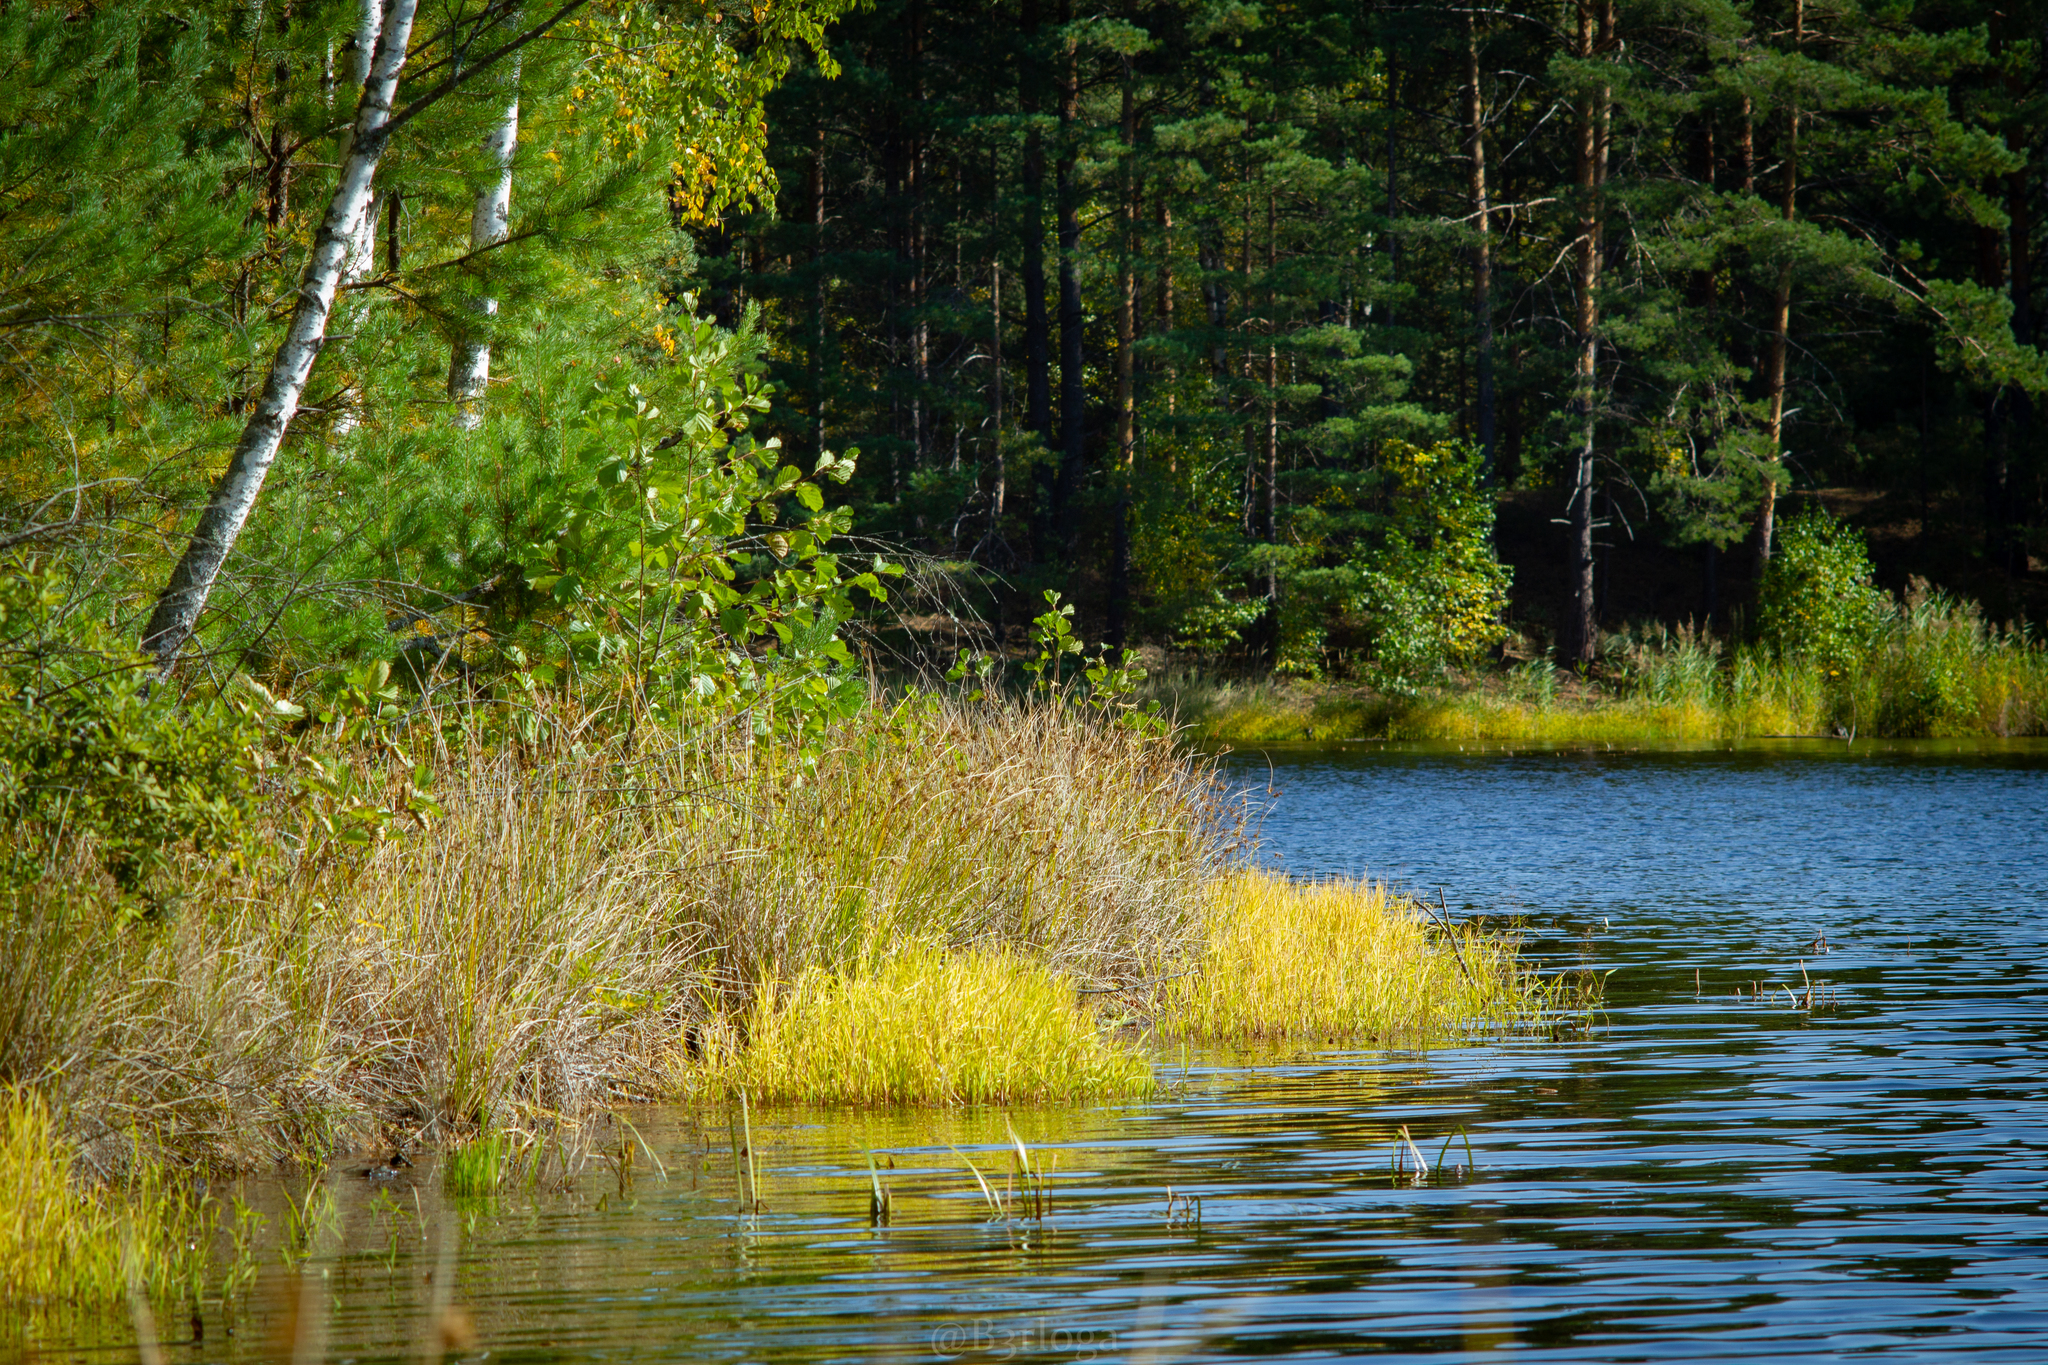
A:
[330,0,389,441]
[449,59,520,429]
[141,0,423,672]
[141,0,596,671]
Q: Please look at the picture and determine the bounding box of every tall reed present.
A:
[1180,597,2048,743]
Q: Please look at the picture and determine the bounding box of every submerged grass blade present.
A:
[862,1148,891,1225]
[948,1144,1001,1216]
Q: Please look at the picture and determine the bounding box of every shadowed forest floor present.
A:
[1492,487,2046,649]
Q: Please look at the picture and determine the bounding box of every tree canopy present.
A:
[2,0,2044,700]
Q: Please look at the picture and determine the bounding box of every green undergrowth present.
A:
[0,1086,257,1343]
[1167,596,2048,744]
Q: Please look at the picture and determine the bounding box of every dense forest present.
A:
[704,0,2048,676]
[3,0,2047,703]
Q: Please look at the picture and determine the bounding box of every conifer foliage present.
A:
[1,0,2045,704]
[711,0,2048,671]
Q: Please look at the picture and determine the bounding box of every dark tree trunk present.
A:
[2001,28,2035,577]
[1108,66,1138,650]
[810,123,827,458]
[990,260,1005,521]
[1560,0,1612,668]
[1465,15,1495,476]
[1755,0,1803,577]
[1052,0,1086,539]
[1021,0,1051,449]
[907,0,928,468]
[1384,53,1400,327]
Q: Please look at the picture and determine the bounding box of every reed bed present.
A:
[1,695,1222,1178]
[1172,602,2048,744]
[3,693,1582,1339]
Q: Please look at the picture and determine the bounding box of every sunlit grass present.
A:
[1163,871,1579,1041]
[1146,672,1381,742]
[1394,695,1760,742]
[1175,613,2048,745]
[443,1132,513,1198]
[0,1085,241,1338]
[719,869,1589,1104]
[725,944,1155,1106]
[2,691,1593,1326]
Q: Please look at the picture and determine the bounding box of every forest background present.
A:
[723,0,2048,680]
[7,0,2048,755]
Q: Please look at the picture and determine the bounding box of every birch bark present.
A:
[328,0,387,440]
[341,0,386,282]
[142,0,420,671]
[449,60,521,429]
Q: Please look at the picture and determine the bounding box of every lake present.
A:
[190,741,2048,1362]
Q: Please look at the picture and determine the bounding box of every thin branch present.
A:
[385,1,590,139]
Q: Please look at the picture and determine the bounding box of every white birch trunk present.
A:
[142,0,419,671]
[449,66,519,430]
[328,0,387,441]
[340,0,386,281]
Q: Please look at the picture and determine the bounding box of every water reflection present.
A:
[209,742,2047,1362]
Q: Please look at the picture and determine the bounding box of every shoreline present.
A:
[2,698,1577,1336]
[1162,664,2048,747]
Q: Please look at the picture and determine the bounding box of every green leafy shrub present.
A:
[499,327,896,748]
[1354,440,1512,695]
[1755,507,1890,665]
[0,561,258,900]
[1852,580,2039,737]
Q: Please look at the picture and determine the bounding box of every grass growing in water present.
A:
[1,1086,245,1337]
[2,691,1578,1337]
[1164,872,1571,1042]
[717,872,1582,1104]
[443,1133,513,1198]
[727,944,1155,1106]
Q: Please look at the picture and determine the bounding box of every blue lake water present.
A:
[189,741,2048,1362]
